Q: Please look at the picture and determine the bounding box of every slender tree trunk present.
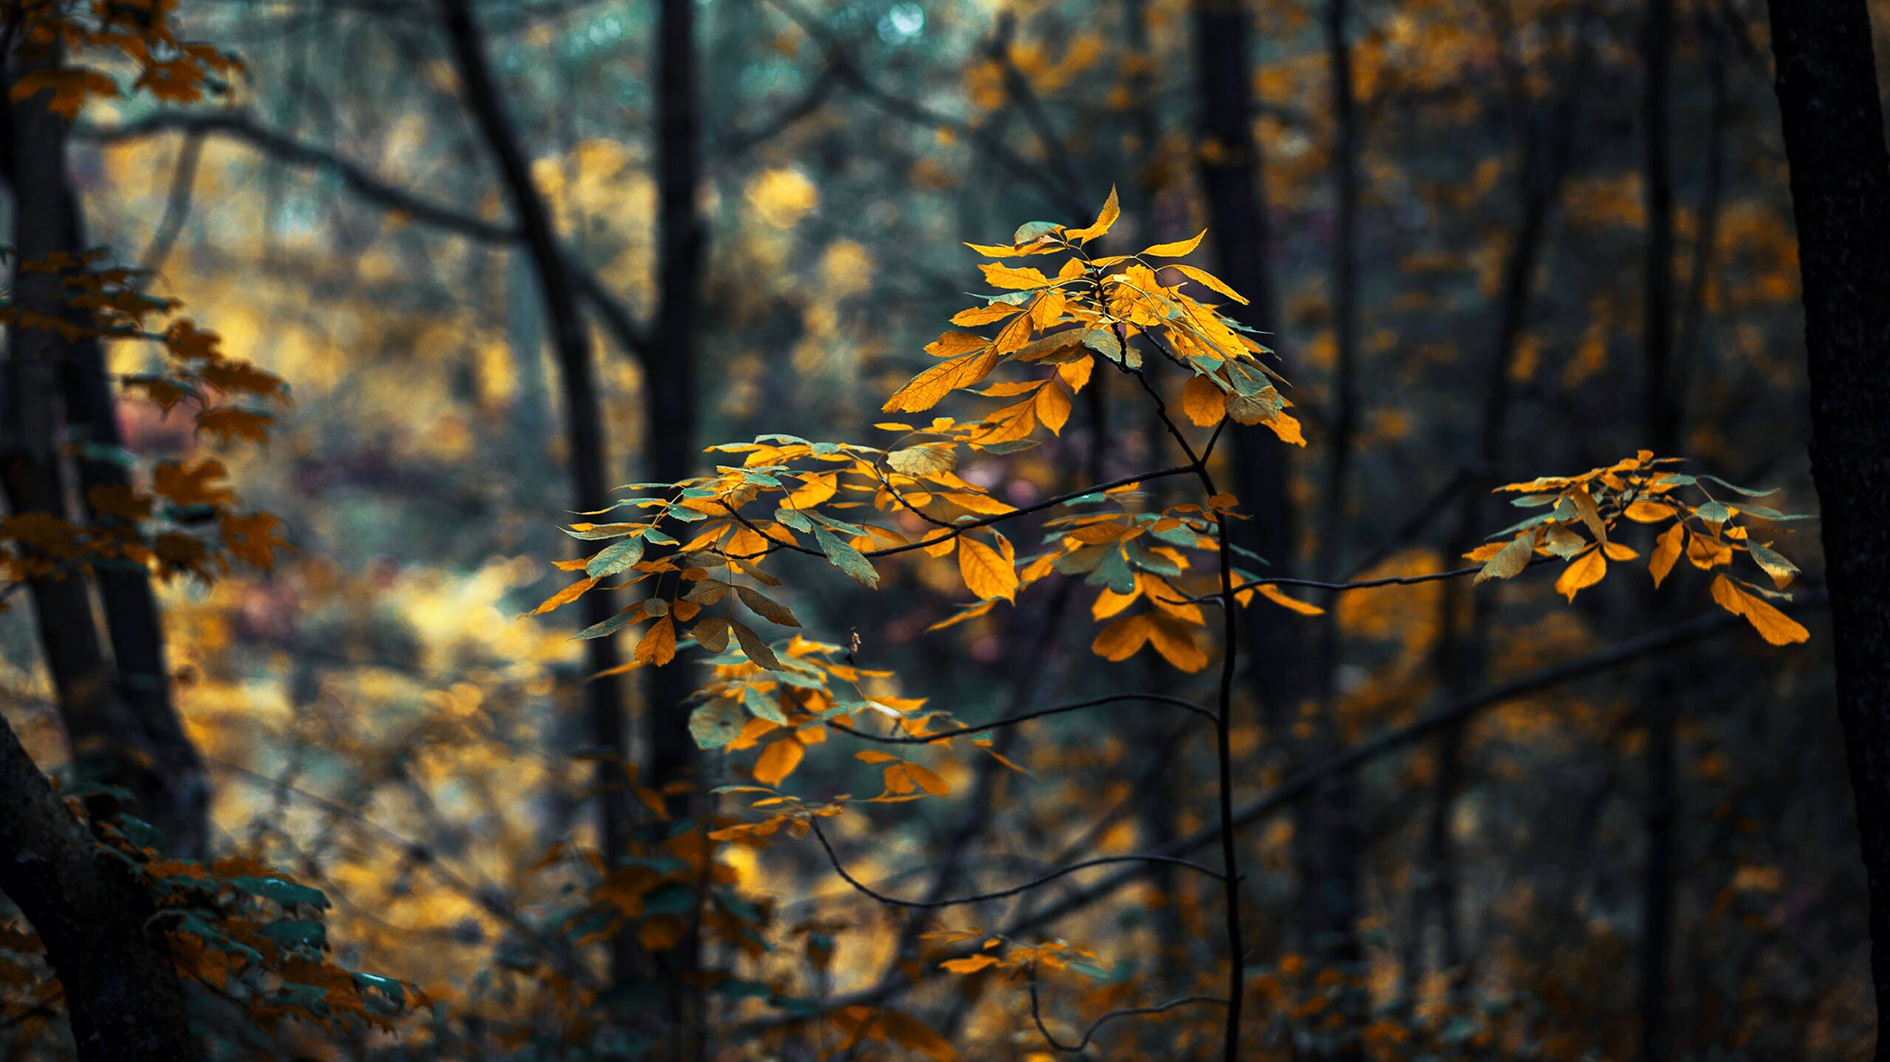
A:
[649,0,706,1051]
[2,52,205,853]
[0,710,197,1062]
[437,0,635,979]
[1415,11,1593,1005]
[1636,0,1678,1057]
[1763,0,1890,1054]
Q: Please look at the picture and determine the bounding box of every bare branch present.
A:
[809,818,1224,912]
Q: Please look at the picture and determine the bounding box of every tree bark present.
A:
[649,0,706,1052]
[0,710,197,1062]
[1763,0,1890,1054]
[2,50,206,855]
[1636,0,1678,1056]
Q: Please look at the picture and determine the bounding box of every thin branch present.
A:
[77,112,657,362]
[830,692,1215,744]
[748,595,1827,1027]
[809,818,1224,912]
[1028,980,1227,1053]
[141,130,204,274]
[753,0,1090,219]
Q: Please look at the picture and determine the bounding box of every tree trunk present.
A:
[1763,0,1890,1054]
[0,710,197,1062]
[1636,0,1678,1056]
[3,50,206,855]
[649,0,706,1052]
[437,0,635,979]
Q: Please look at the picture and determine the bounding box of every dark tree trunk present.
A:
[0,711,197,1062]
[649,0,706,1052]
[2,51,206,855]
[437,0,635,978]
[1636,0,1678,1056]
[1763,0,1890,1054]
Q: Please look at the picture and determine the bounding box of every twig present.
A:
[829,692,1216,744]
[809,818,1224,912]
[1028,979,1227,1053]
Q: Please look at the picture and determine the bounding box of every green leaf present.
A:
[261,918,328,951]
[742,685,787,724]
[814,527,879,588]
[1698,474,1778,497]
[1012,220,1062,245]
[689,701,747,748]
[586,536,646,577]
[576,606,643,640]
[230,876,331,911]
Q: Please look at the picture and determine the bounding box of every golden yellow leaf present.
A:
[902,762,950,796]
[995,310,1034,354]
[1092,613,1152,660]
[1255,583,1325,615]
[950,304,1021,326]
[1182,375,1229,426]
[1035,380,1073,435]
[532,575,599,615]
[635,616,677,666]
[1172,263,1249,305]
[1601,541,1639,561]
[1065,186,1119,243]
[927,331,990,357]
[1148,616,1208,672]
[1031,290,1066,329]
[958,535,1018,602]
[883,350,1000,413]
[979,262,1052,290]
[1650,522,1685,587]
[1092,578,1142,619]
[1624,499,1672,523]
[1711,574,1809,645]
[1141,230,1207,257]
[753,738,804,786]
[940,954,1001,974]
[1554,547,1607,602]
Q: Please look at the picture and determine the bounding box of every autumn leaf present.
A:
[1092,614,1152,660]
[1181,375,1228,426]
[978,262,1052,290]
[1711,574,1809,646]
[635,616,678,666]
[1034,380,1073,435]
[1474,535,1533,585]
[1173,263,1249,305]
[1555,547,1607,601]
[1064,186,1119,243]
[1254,583,1324,615]
[940,954,1000,974]
[532,575,600,615]
[753,738,804,786]
[958,535,1017,602]
[1140,230,1206,257]
[882,350,999,413]
[1649,523,1685,587]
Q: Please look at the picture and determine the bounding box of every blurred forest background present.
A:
[0,0,1881,1058]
